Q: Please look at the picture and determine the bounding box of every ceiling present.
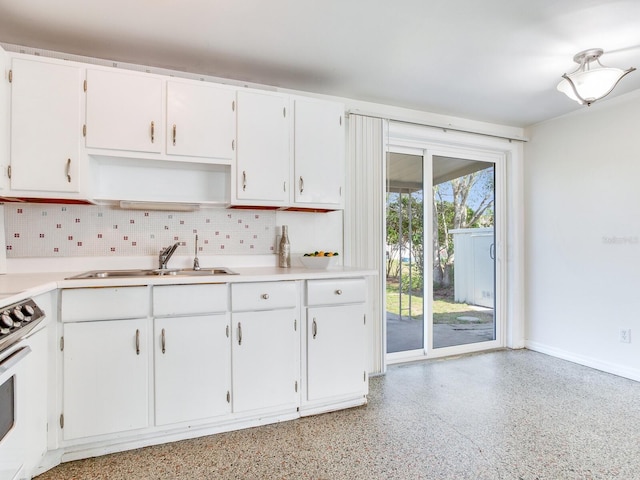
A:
[387,153,493,192]
[1,0,639,128]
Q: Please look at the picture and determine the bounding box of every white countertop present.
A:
[0,266,377,308]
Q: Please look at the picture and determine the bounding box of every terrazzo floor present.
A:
[36,349,640,479]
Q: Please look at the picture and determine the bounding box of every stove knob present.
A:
[21,304,35,317]
[11,308,25,323]
[0,313,13,329]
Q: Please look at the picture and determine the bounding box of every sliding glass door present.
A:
[385,147,502,360]
[431,156,496,350]
[385,153,424,355]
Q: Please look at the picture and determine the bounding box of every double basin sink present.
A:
[67,267,238,280]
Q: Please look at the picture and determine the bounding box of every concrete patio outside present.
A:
[386,312,495,352]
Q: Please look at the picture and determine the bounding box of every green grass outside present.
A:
[386,280,493,324]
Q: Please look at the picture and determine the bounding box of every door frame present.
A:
[385,121,522,364]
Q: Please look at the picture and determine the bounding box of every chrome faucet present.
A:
[193,234,200,271]
[158,242,180,269]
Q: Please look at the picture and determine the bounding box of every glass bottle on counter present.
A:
[279,225,291,268]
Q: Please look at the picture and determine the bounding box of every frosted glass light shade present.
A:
[557,49,635,105]
[557,67,630,104]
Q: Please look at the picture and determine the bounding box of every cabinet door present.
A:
[154,314,231,426]
[62,318,149,440]
[235,90,289,204]
[231,309,297,413]
[10,58,82,192]
[307,304,366,401]
[293,98,344,206]
[166,81,235,160]
[85,68,162,153]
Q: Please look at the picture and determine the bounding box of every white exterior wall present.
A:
[451,228,494,308]
[524,89,640,381]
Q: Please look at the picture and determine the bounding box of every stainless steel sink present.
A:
[66,267,238,280]
[162,268,239,276]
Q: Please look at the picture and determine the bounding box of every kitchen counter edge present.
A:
[0,267,377,308]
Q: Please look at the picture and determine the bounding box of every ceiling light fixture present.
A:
[557,48,635,106]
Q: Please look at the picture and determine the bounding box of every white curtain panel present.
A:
[345,114,386,374]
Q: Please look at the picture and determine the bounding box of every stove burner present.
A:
[0,298,45,353]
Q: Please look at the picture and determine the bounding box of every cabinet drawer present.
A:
[231,282,297,311]
[153,284,228,316]
[61,287,148,322]
[306,278,366,306]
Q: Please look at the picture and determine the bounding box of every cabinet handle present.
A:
[261,293,269,300]
[335,289,343,295]
[66,158,72,183]
[312,318,317,339]
[226,325,229,338]
[135,329,140,355]
[238,322,242,345]
[150,121,155,143]
[232,139,235,151]
[299,176,304,194]
[161,328,166,354]
[242,171,247,191]
[172,124,177,146]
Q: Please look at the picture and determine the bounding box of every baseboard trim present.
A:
[525,341,640,382]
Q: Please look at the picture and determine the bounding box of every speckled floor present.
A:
[36,350,640,479]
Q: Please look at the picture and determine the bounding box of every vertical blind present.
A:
[345,114,386,374]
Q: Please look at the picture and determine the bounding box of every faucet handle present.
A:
[193,234,200,270]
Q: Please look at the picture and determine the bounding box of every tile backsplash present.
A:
[4,204,277,258]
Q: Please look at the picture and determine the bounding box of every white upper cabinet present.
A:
[9,57,83,193]
[0,47,9,194]
[234,90,290,205]
[293,98,345,208]
[166,80,235,161]
[85,68,163,154]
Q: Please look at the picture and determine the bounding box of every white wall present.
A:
[524,90,640,381]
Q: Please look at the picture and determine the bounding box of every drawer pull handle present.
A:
[238,322,242,345]
[312,318,317,339]
[335,289,343,295]
[135,329,140,355]
[261,293,269,300]
[161,328,166,354]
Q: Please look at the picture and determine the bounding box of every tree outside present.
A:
[386,165,494,315]
[433,167,494,288]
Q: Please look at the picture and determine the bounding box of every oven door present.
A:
[0,345,32,477]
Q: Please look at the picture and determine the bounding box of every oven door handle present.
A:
[0,346,32,376]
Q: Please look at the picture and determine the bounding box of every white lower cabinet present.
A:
[231,309,298,413]
[62,318,149,440]
[55,276,368,462]
[307,304,366,401]
[61,286,150,441]
[154,314,231,425]
[304,278,368,410]
[153,284,231,426]
[230,282,299,414]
